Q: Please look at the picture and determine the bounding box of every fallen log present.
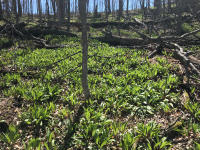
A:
[169,42,200,77]
[69,21,143,30]
[0,20,76,49]
[93,35,147,46]
[94,29,200,48]
[28,27,77,37]
[128,28,200,77]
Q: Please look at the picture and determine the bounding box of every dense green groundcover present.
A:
[0,36,200,149]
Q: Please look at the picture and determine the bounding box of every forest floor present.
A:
[0,17,200,149]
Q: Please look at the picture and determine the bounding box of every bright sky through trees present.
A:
[20,0,153,14]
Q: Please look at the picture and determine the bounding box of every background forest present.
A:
[0,0,200,149]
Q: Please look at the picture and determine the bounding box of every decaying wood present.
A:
[0,19,77,49]
[94,35,146,46]
[28,26,77,37]
[97,23,200,77]
[60,21,144,30]
[169,42,200,77]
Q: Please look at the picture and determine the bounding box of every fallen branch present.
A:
[169,42,200,77]
[93,36,146,46]
[0,20,77,49]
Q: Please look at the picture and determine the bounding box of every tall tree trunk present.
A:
[22,0,25,14]
[51,0,56,21]
[58,0,64,25]
[93,0,96,13]
[79,0,90,99]
[105,0,109,20]
[18,0,22,17]
[75,0,78,16]
[67,0,71,31]
[5,0,10,17]
[37,0,42,24]
[118,0,123,20]
[108,0,111,14]
[27,0,30,18]
[126,0,129,17]
[30,0,33,19]
[140,0,145,20]
[12,0,19,23]
[112,0,115,19]
[0,0,3,19]
[147,0,150,9]
[86,0,89,14]
[46,0,50,21]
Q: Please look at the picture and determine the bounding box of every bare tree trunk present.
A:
[37,0,42,24]
[86,0,89,14]
[108,0,111,14]
[126,0,129,17]
[12,0,19,23]
[18,0,22,17]
[75,0,78,16]
[140,0,145,20]
[51,0,56,21]
[22,0,25,14]
[46,0,50,21]
[67,0,71,31]
[27,0,30,18]
[147,0,150,9]
[0,0,3,19]
[58,0,64,25]
[5,0,10,17]
[79,0,90,99]
[105,0,109,20]
[112,0,115,20]
[93,0,96,13]
[118,0,123,20]
[30,0,33,19]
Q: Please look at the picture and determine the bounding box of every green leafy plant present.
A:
[120,131,136,150]
[133,122,171,150]
[21,102,55,126]
[43,128,57,150]
[195,142,200,150]
[0,125,20,149]
[185,101,200,121]
[24,138,41,150]
[74,108,114,149]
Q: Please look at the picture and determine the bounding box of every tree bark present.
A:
[105,0,111,19]
[37,0,42,24]
[12,0,19,23]
[79,0,90,99]
[0,0,2,19]
[51,0,56,21]
[118,0,123,20]
[5,0,10,17]
[108,0,111,14]
[30,0,33,19]
[18,0,22,17]
[126,0,129,17]
[58,0,64,25]
[67,0,71,31]
[105,0,109,20]
[46,0,50,21]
